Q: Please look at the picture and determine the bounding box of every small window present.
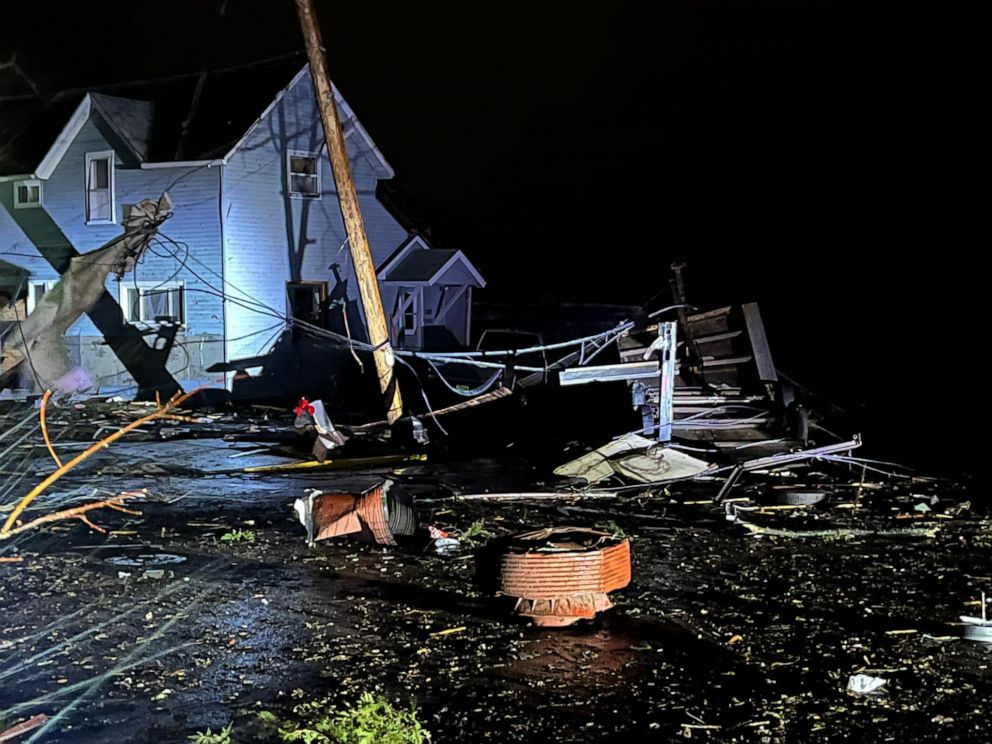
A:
[287,281,327,325]
[400,290,419,336]
[120,284,185,325]
[85,151,115,223]
[287,151,320,198]
[26,280,56,313]
[14,180,42,209]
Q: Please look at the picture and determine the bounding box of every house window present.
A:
[121,284,185,325]
[26,280,56,313]
[400,290,420,336]
[14,180,42,209]
[85,151,115,223]
[287,151,320,198]
[287,281,327,325]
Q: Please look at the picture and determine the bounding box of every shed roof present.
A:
[381,248,485,287]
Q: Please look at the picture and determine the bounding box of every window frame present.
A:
[26,280,56,314]
[119,281,186,327]
[85,150,116,224]
[399,289,421,337]
[13,179,43,209]
[286,149,322,199]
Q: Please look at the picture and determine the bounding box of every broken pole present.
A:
[295,0,403,424]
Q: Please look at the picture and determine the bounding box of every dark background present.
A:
[2,2,987,477]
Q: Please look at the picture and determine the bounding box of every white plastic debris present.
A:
[434,538,462,556]
[847,674,887,695]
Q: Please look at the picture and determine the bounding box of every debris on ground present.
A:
[496,527,632,627]
[847,674,888,696]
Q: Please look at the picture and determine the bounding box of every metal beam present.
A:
[715,436,862,502]
[657,321,676,443]
[558,361,660,386]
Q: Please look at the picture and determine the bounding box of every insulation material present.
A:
[1,194,173,391]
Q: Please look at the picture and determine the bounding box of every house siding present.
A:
[1,115,226,390]
[221,69,409,367]
[3,65,481,395]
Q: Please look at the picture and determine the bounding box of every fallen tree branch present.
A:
[1,386,205,538]
[40,389,63,468]
[0,490,146,539]
[0,714,48,743]
[737,520,940,540]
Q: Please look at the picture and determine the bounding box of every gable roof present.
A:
[222,66,392,179]
[90,93,155,160]
[35,93,155,178]
[0,59,393,178]
[381,247,486,288]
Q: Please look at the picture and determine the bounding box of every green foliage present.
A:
[277,692,430,744]
[601,520,630,540]
[454,519,495,545]
[220,529,255,543]
[188,724,232,744]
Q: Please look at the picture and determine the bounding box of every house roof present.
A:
[381,248,486,288]
[90,93,155,160]
[0,60,392,177]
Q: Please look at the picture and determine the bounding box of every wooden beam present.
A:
[295,0,403,423]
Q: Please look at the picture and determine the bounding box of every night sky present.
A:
[2,2,987,476]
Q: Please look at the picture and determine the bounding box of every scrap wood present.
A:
[352,386,514,431]
[0,556,24,563]
[0,714,48,742]
[0,385,203,538]
[430,626,467,637]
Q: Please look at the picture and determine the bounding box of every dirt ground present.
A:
[0,406,987,743]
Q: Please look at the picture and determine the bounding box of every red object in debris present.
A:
[427,525,449,540]
[294,397,316,416]
[0,714,48,742]
[497,527,631,627]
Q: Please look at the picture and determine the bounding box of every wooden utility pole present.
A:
[295,0,403,423]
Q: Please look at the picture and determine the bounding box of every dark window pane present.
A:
[290,155,317,175]
[291,174,318,195]
[172,288,184,323]
[92,159,109,189]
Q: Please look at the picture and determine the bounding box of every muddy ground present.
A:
[0,407,987,743]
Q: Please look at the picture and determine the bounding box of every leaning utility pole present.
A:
[295,0,403,423]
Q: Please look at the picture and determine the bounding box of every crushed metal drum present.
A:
[294,479,416,546]
[497,527,631,627]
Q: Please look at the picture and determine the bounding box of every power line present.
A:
[0,51,306,103]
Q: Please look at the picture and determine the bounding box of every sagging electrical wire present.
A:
[423,358,503,398]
